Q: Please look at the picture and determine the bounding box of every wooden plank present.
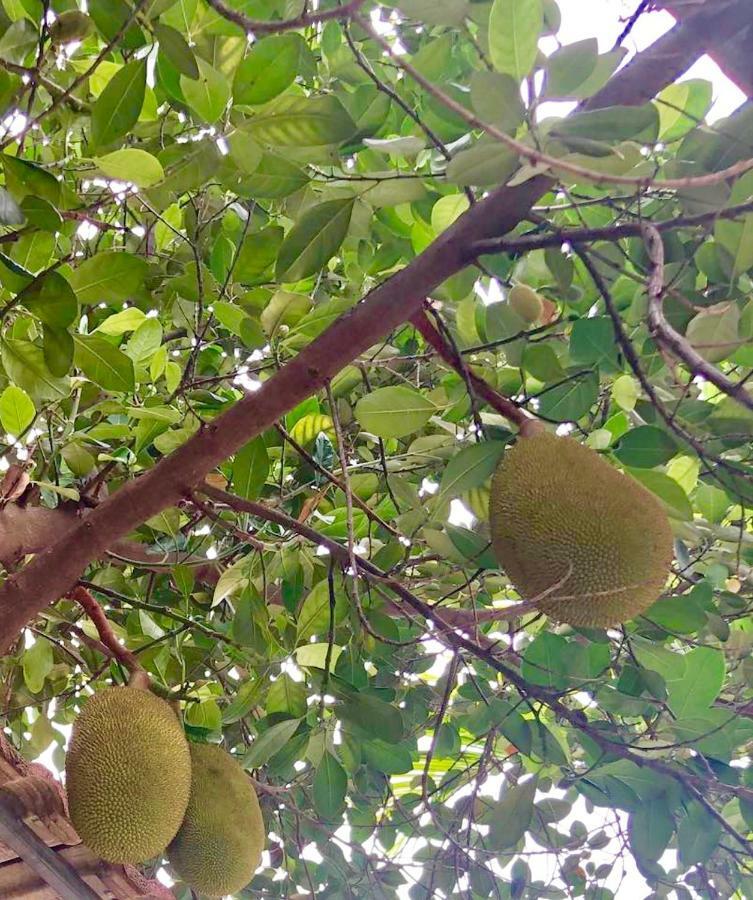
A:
[0,794,101,900]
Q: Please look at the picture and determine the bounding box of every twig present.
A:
[204,0,366,34]
[66,585,145,682]
[410,309,531,428]
[276,424,401,537]
[642,222,753,414]
[469,198,753,258]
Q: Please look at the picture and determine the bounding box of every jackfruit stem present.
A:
[67,585,149,687]
[518,419,546,438]
[128,670,151,691]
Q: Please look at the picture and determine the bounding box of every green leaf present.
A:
[19,271,77,328]
[397,0,468,26]
[276,199,354,282]
[73,334,135,393]
[544,38,598,99]
[629,798,674,863]
[570,316,618,368]
[678,801,723,867]
[96,149,165,188]
[69,252,149,304]
[91,59,146,148]
[339,694,404,744]
[233,34,305,105]
[96,307,147,336]
[362,739,413,774]
[446,140,519,187]
[521,633,569,689]
[2,339,69,402]
[0,384,34,435]
[488,0,543,80]
[628,469,693,520]
[685,302,741,362]
[553,103,659,144]
[355,386,435,439]
[667,647,725,718]
[240,152,309,198]
[297,579,347,642]
[537,369,598,421]
[267,674,307,719]
[313,752,347,819]
[43,326,73,378]
[181,59,230,124]
[243,95,357,146]
[437,441,506,503]
[658,79,713,143]
[244,718,302,768]
[232,436,269,500]
[614,426,677,468]
[488,776,538,850]
[22,637,53,694]
[154,23,198,80]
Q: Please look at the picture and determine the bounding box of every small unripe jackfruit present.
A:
[49,11,93,45]
[489,430,673,627]
[508,284,544,323]
[66,687,191,864]
[168,743,265,897]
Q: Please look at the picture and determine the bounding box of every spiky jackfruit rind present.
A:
[489,431,673,627]
[167,743,265,897]
[65,687,191,864]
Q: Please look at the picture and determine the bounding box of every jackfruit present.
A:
[508,284,543,323]
[488,430,673,627]
[65,687,191,864]
[49,11,93,44]
[167,743,265,897]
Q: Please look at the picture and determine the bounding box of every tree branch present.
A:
[410,308,532,428]
[642,221,753,414]
[0,8,717,654]
[469,198,753,258]
[66,586,145,681]
[203,0,366,35]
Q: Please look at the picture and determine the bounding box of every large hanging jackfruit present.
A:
[65,686,191,863]
[167,743,265,897]
[489,430,673,627]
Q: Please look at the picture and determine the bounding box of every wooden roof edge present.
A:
[0,731,175,899]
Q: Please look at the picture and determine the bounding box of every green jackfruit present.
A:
[489,430,673,627]
[66,687,191,864]
[168,743,265,897]
[49,11,93,44]
[508,284,543,323]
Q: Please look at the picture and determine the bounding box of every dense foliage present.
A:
[1,0,753,897]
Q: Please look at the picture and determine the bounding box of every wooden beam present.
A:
[0,793,101,900]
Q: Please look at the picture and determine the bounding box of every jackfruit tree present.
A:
[1,0,753,897]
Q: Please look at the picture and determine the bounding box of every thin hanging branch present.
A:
[354,9,753,192]
[66,586,147,686]
[410,308,532,428]
[203,0,367,35]
[642,222,753,414]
